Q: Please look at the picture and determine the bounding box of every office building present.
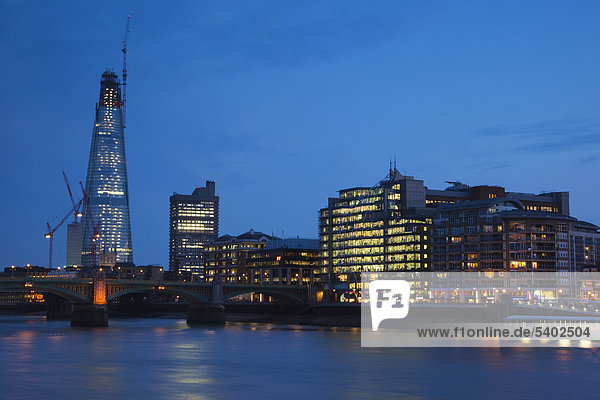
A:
[81,71,133,267]
[319,168,431,292]
[246,238,320,286]
[204,229,272,283]
[319,167,596,294]
[169,181,219,279]
[109,264,164,280]
[66,221,82,267]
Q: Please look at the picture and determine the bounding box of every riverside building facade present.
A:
[203,230,273,283]
[320,168,600,295]
[319,169,431,292]
[429,185,600,272]
[569,221,600,271]
[81,71,133,267]
[246,239,320,286]
[431,199,573,271]
[169,181,219,280]
[425,182,570,215]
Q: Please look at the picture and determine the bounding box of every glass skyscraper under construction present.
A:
[81,70,133,267]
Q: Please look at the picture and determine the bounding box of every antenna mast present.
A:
[121,15,130,127]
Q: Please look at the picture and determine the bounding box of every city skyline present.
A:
[1,1,600,268]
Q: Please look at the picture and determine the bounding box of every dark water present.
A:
[0,315,599,399]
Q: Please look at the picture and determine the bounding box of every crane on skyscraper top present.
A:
[121,15,130,128]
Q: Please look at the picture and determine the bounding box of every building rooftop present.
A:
[435,197,524,212]
[444,181,471,192]
[497,210,575,221]
[172,180,217,199]
[266,238,319,250]
[507,192,557,202]
[236,229,274,241]
[572,220,600,231]
[213,229,275,243]
[426,188,470,198]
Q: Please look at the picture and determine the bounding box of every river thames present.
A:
[0,315,598,399]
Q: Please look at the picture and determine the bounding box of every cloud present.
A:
[466,161,512,171]
[473,117,600,153]
[167,128,305,187]
[579,154,599,165]
[176,1,428,69]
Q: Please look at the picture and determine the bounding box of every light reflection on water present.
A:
[0,315,599,399]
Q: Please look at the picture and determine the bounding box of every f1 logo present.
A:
[369,280,410,331]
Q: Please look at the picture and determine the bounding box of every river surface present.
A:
[0,315,598,399]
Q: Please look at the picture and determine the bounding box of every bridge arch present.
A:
[0,283,90,303]
[222,288,305,304]
[106,287,210,304]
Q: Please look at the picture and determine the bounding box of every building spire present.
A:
[121,15,130,128]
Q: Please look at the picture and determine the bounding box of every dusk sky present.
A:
[1,1,599,268]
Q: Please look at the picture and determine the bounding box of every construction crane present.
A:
[121,15,130,127]
[79,181,101,268]
[45,199,83,269]
[63,171,82,222]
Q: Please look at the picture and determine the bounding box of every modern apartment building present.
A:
[570,220,600,271]
[169,181,219,280]
[431,198,574,271]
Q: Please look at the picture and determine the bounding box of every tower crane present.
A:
[45,199,83,269]
[121,15,130,127]
[79,181,101,268]
[63,171,82,222]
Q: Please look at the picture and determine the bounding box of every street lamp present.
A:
[11,265,15,278]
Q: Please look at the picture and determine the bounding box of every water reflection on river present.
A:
[0,315,598,399]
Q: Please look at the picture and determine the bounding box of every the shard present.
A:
[81,70,133,267]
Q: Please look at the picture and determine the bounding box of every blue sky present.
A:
[1,1,599,268]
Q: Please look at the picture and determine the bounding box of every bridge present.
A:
[0,273,311,327]
[512,298,600,317]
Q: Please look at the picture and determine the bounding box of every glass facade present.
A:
[319,173,431,291]
[169,182,219,279]
[81,71,133,267]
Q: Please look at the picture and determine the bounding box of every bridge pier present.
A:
[45,294,73,320]
[71,304,108,327]
[187,303,225,325]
